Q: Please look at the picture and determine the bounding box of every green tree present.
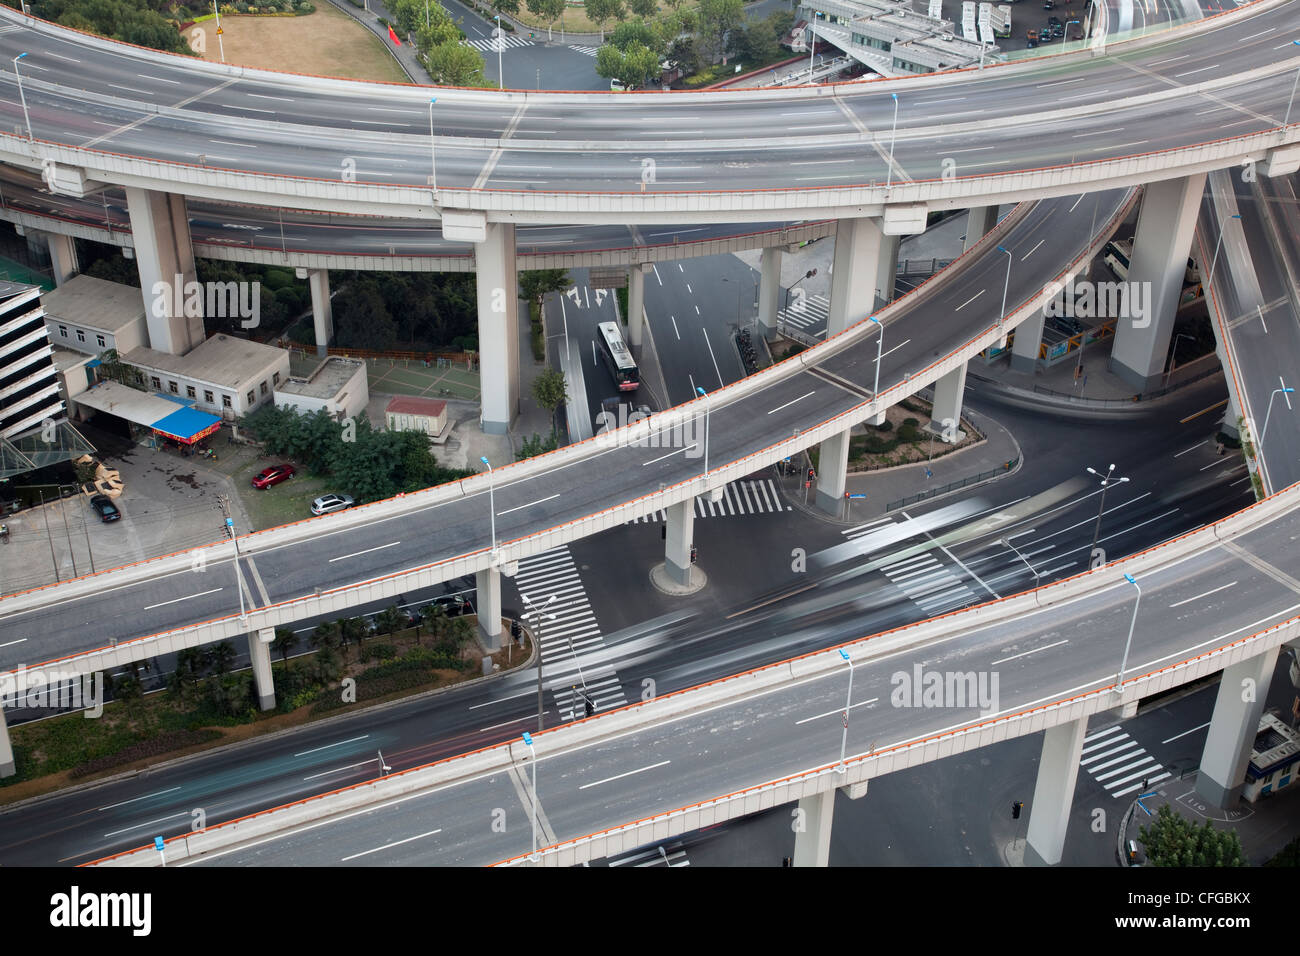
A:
[419,603,448,644]
[596,41,660,88]
[531,366,568,436]
[272,627,298,669]
[519,268,571,304]
[627,0,656,17]
[333,283,397,350]
[495,0,520,13]
[374,604,406,636]
[1138,805,1245,867]
[518,432,559,459]
[310,620,341,654]
[585,0,624,40]
[426,40,488,86]
[204,641,237,677]
[526,0,566,32]
[337,616,370,658]
[609,18,662,54]
[697,0,743,62]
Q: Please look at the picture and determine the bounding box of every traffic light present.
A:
[584,698,595,717]
[1011,801,1023,820]
[690,546,698,564]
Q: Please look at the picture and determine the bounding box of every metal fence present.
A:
[886,458,1018,512]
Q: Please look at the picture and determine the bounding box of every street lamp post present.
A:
[886,93,899,189]
[1085,464,1129,568]
[1163,332,1195,388]
[213,1,225,63]
[480,456,496,555]
[1206,213,1242,290]
[520,591,555,733]
[522,731,539,861]
[837,648,854,773]
[1260,386,1295,451]
[997,244,1013,337]
[428,97,438,193]
[1001,530,1040,587]
[496,15,505,89]
[1285,40,1300,127]
[1114,573,1141,693]
[13,53,32,141]
[868,315,883,399]
[696,386,710,476]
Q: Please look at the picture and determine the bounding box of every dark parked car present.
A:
[431,593,471,617]
[89,494,121,523]
[1046,16,1063,37]
[252,464,296,489]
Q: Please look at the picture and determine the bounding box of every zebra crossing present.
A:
[842,519,981,616]
[570,45,601,56]
[512,546,627,722]
[1079,726,1171,798]
[464,34,534,53]
[625,478,791,523]
[779,293,830,337]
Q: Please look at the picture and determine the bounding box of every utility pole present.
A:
[217,494,247,620]
[37,488,59,582]
[58,488,77,578]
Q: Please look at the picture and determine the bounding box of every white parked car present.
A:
[311,493,355,516]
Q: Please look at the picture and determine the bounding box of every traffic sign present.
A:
[847,493,866,499]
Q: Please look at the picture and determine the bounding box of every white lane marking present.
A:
[208,139,257,148]
[328,541,400,563]
[990,639,1068,665]
[1147,54,1189,65]
[0,638,28,648]
[686,283,693,293]
[139,74,180,83]
[1022,239,1045,260]
[294,735,370,757]
[652,264,662,285]
[144,588,222,610]
[670,315,680,339]
[767,391,815,415]
[956,289,986,311]
[791,158,855,165]
[1174,440,1206,458]
[702,328,723,387]
[1069,195,1085,212]
[1173,64,1219,78]
[1162,721,1210,745]
[477,714,545,733]
[1168,582,1237,608]
[103,812,190,838]
[96,787,182,812]
[341,828,442,861]
[468,690,539,710]
[303,759,377,781]
[578,759,670,790]
[497,493,561,516]
[247,93,295,101]
[642,444,699,466]
[795,697,880,725]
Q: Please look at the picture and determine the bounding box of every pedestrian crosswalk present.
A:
[876,548,981,617]
[778,293,830,337]
[513,546,627,722]
[571,45,601,57]
[1080,726,1171,799]
[625,478,791,523]
[464,34,534,53]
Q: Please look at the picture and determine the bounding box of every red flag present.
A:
[388,24,402,45]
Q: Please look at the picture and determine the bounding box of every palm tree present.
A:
[374,605,404,637]
[310,620,341,653]
[272,627,299,669]
[205,641,237,676]
[337,616,369,658]
[419,603,447,645]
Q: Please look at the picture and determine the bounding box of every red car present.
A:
[252,464,296,489]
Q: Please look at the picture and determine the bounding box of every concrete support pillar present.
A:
[308,269,334,358]
[664,498,695,586]
[125,186,203,356]
[43,232,79,286]
[1109,173,1207,391]
[1196,647,1280,807]
[757,246,783,341]
[815,428,851,515]
[792,789,835,867]
[475,222,519,435]
[249,628,276,711]
[476,567,503,651]
[1010,311,1044,373]
[1215,336,1242,438]
[876,232,901,305]
[627,263,647,349]
[927,363,968,443]
[828,217,885,336]
[1025,715,1088,866]
[0,704,14,778]
[964,205,998,253]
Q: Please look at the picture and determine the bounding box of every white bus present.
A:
[597,321,640,392]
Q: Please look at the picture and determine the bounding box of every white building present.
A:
[123,334,290,419]
[275,356,369,421]
[40,274,148,358]
[385,396,448,437]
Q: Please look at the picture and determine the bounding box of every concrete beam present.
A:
[0,704,13,779]
[815,428,851,515]
[1109,173,1206,391]
[125,186,203,356]
[476,567,503,651]
[1196,646,1280,807]
[664,499,695,587]
[249,627,276,711]
[828,217,884,336]
[792,789,834,867]
[1025,716,1088,866]
[476,222,519,435]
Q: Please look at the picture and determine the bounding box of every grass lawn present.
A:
[232,460,333,531]
[510,0,688,35]
[182,5,410,84]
